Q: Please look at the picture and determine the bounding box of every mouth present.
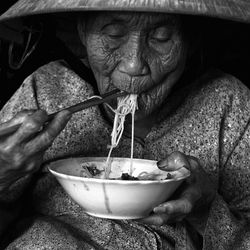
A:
[105,90,154,116]
[104,72,160,116]
[111,70,154,93]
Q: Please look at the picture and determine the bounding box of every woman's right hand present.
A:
[0,109,71,192]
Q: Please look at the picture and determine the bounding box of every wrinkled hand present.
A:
[138,151,216,232]
[0,109,71,192]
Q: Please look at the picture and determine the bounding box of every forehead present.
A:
[85,12,180,29]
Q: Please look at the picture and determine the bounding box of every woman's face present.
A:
[79,12,187,120]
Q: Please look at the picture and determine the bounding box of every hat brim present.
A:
[0,0,249,24]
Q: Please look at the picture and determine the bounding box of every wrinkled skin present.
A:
[0,12,216,232]
[0,110,71,192]
[78,12,187,121]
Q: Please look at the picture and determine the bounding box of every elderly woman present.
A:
[0,1,249,249]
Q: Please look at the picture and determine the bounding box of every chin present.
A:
[137,91,163,115]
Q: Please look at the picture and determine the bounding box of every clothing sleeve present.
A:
[0,74,39,123]
[203,78,250,250]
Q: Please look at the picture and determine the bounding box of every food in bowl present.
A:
[80,161,173,180]
[48,157,190,219]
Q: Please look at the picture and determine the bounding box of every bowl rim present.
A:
[47,157,190,184]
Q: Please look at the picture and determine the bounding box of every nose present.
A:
[118,34,149,76]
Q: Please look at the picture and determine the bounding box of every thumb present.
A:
[157,151,190,171]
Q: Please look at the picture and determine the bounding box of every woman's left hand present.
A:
[138,151,216,231]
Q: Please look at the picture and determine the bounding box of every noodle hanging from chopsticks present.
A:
[105,94,138,178]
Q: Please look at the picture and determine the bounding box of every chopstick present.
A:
[0,89,126,137]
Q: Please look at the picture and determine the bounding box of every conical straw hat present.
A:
[0,0,249,23]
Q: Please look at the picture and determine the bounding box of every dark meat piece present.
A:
[121,173,139,180]
[166,173,172,179]
[86,165,101,176]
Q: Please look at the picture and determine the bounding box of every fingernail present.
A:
[153,205,166,213]
[154,207,166,213]
[153,207,161,213]
[157,160,164,169]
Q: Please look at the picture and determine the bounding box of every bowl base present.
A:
[85,211,147,220]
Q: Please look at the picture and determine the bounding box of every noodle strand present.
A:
[105,94,138,178]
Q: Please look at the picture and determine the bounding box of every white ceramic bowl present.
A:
[48,157,190,220]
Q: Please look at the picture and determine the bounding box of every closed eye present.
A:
[102,23,127,38]
[150,26,173,42]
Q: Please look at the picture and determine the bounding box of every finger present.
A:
[5,110,49,146]
[137,213,170,226]
[23,154,44,174]
[157,151,190,171]
[138,212,186,226]
[24,110,71,154]
[153,197,193,215]
[0,110,36,129]
[0,110,37,138]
